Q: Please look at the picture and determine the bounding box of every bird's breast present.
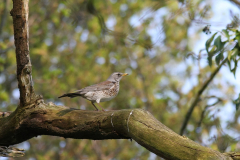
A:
[109,82,119,95]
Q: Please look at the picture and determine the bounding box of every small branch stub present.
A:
[127,110,133,132]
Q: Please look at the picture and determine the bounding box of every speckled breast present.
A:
[100,82,119,102]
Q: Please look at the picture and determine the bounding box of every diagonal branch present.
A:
[0,103,230,160]
[197,98,222,127]
[229,0,240,8]
[10,0,41,107]
[180,58,228,135]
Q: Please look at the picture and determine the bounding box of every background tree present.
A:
[0,0,240,159]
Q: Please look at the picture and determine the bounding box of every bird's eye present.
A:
[117,73,121,76]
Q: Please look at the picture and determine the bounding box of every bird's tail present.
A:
[58,92,81,98]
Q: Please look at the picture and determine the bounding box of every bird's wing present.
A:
[74,81,115,94]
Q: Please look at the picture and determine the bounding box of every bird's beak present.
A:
[122,73,128,76]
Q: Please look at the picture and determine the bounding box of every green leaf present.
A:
[231,58,238,77]
[222,29,229,40]
[235,30,240,45]
[234,93,240,111]
[232,48,239,58]
[215,50,224,65]
[227,59,231,70]
[236,35,240,47]
[227,50,232,61]
[214,35,226,52]
[230,28,237,32]
[205,32,218,53]
[207,45,216,66]
[214,36,222,50]
[228,48,238,62]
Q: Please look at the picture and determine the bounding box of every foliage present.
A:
[205,28,240,76]
[0,0,240,159]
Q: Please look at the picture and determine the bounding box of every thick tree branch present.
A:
[0,103,232,160]
[180,58,228,135]
[224,152,240,160]
[10,0,41,107]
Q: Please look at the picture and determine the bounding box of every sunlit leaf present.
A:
[227,50,232,61]
[222,29,229,40]
[205,32,217,53]
[207,45,216,66]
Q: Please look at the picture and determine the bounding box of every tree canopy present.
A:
[0,0,240,159]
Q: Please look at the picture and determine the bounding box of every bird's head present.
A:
[107,72,128,82]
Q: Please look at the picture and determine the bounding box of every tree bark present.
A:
[0,106,233,160]
[10,0,41,107]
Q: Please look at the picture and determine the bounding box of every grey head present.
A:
[107,72,128,82]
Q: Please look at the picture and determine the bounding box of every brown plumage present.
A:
[58,72,128,111]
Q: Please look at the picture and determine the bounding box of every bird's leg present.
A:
[97,103,105,112]
[96,99,105,111]
[91,102,99,111]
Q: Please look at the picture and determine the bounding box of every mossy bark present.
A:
[0,104,232,160]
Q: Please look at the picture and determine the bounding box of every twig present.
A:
[197,98,222,127]
[180,58,228,135]
[229,0,240,8]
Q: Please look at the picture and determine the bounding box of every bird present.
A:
[58,72,128,111]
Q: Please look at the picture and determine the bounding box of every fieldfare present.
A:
[58,72,128,111]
